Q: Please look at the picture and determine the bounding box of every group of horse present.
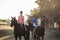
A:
[10,17,45,40]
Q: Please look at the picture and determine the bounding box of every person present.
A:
[18,11,24,24]
[33,16,42,34]
[31,16,37,38]
[18,11,27,31]
[37,16,42,27]
[31,16,37,27]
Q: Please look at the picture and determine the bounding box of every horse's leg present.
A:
[31,31,33,38]
[39,38,40,40]
[27,35,30,40]
[25,32,30,40]
[23,35,27,40]
[27,33,30,40]
[42,36,44,40]
[31,30,34,39]
[19,36,21,40]
[38,37,40,40]
[33,27,37,39]
[34,35,36,40]
[15,35,18,40]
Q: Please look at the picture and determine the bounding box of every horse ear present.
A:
[14,17,15,18]
[14,17,16,19]
[11,16,14,19]
[11,16,13,18]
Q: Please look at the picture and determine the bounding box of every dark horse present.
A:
[28,21,34,38]
[10,17,30,40]
[34,20,45,40]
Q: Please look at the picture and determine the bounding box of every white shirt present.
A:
[37,18,42,26]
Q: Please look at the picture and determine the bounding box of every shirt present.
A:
[31,17,36,24]
[18,16,24,24]
[37,18,41,26]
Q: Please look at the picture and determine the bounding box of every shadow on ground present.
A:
[0,29,13,37]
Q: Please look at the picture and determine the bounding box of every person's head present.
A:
[38,16,41,19]
[33,16,35,18]
[20,11,23,16]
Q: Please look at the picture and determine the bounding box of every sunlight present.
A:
[0,0,38,21]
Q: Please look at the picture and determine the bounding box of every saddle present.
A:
[20,24,27,31]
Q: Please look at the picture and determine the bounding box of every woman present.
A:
[18,11,27,31]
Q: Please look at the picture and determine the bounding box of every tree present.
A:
[29,0,60,29]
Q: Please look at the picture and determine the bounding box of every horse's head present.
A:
[28,21,32,26]
[10,17,17,27]
[27,21,34,31]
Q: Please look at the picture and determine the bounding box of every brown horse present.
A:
[28,21,34,38]
[34,20,45,40]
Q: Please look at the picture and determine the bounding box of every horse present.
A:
[27,21,35,39]
[33,20,45,40]
[10,17,30,40]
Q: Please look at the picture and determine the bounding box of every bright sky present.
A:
[0,0,38,20]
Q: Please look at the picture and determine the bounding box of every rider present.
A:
[18,11,27,31]
[18,11,24,24]
[32,16,42,33]
[31,16,37,27]
[37,16,42,27]
[31,16,42,27]
[31,16,37,35]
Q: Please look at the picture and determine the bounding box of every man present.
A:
[33,16,42,34]
[31,16,37,27]
[37,16,42,27]
[31,16,37,38]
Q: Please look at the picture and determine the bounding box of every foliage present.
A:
[0,19,10,22]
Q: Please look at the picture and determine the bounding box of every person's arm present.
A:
[23,16,24,23]
[37,19,38,23]
[31,18,33,23]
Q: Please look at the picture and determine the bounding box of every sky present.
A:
[0,0,38,20]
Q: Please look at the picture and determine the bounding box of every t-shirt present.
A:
[37,18,41,26]
[31,17,36,24]
[18,16,24,24]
